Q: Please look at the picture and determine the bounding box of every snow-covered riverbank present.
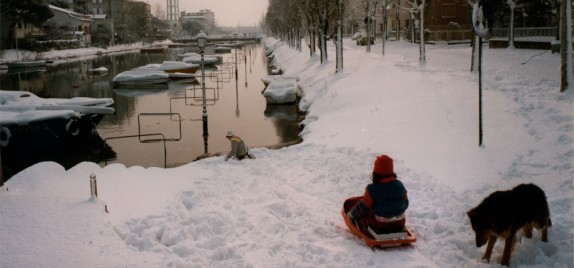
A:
[1,37,572,267]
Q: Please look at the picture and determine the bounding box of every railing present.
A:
[491,27,557,38]
[103,112,182,168]
[410,27,560,42]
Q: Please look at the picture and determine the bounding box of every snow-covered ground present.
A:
[0,37,572,267]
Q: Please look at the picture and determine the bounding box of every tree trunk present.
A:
[560,0,572,92]
[509,6,515,48]
[336,0,343,72]
[320,1,328,63]
[470,35,476,72]
[419,1,426,62]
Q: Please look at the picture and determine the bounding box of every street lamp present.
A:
[197,30,208,137]
[233,33,238,80]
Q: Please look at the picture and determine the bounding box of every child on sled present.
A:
[346,155,409,234]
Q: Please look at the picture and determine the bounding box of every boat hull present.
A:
[6,61,47,69]
[0,114,98,152]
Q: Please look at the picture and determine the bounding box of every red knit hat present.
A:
[373,155,394,176]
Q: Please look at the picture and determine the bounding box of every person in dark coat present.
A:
[347,155,409,233]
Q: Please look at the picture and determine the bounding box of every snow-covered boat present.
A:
[261,75,300,87]
[88,67,108,75]
[135,61,199,74]
[167,72,196,81]
[214,46,232,53]
[140,47,166,54]
[167,43,187,48]
[262,77,301,104]
[0,90,115,150]
[6,60,47,69]
[112,69,169,88]
[179,52,221,66]
[217,41,244,48]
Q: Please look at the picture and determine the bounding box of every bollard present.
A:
[90,173,98,198]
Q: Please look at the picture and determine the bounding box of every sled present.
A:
[342,196,416,248]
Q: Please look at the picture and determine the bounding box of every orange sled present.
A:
[342,196,416,248]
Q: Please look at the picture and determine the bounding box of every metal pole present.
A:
[201,48,208,136]
[478,37,483,146]
[234,35,238,80]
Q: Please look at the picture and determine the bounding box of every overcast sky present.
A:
[146,0,269,27]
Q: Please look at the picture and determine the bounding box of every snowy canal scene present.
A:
[1,0,573,267]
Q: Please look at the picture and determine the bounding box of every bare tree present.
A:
[153,3,166,20]
[336,0,344,72]
[398,0,426,62]
[560,0,573,91]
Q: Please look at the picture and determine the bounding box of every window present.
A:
[442,4,456,19]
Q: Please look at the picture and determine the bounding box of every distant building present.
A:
[48,4,94,46]
[180,9,216,34]
[83,0,153,44]
[166,0,181,36]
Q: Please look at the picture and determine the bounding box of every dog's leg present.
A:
[501,233,516,266]
[523,223,533,239]
[541,225,548,242]
[482,235,497,262]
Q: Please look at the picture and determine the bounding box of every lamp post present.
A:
[197,31,208,137]
[233,33,238,80]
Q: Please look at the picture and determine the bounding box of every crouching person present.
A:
[346,155,409,234]
[225,130,255,161]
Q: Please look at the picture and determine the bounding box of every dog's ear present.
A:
[467,209,475,219]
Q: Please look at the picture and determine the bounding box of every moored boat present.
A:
[262,77,301,104]
[140,47,166,53]
[214,46,232,53]
[179,52,221,66]
[0,90,115,151]
[167,72,196,81]
[6,60,47,69]
[88,67,109,75]
[135,61,199,74]
[112,69,169,88]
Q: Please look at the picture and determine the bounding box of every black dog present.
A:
[467,183,551,266]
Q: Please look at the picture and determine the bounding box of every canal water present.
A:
[0,43,303,178]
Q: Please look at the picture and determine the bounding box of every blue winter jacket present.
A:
[350,177,409,219]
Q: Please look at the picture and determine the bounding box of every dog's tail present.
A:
[548,218,552,227]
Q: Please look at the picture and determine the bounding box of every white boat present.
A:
[261,75,300,87]
[88,67,108,75]
[134,61,199,74]
[179,52,221,66]
[0,90,115,149]
[112,69,169,88]
[167,72,196,81]
[263,77,301,104]
[6,60,47,69]
[214,46,232,53]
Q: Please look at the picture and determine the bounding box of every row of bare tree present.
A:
[263,0,571,90]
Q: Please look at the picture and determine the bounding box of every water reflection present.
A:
[1,124,116,179]
[0,44,303,176]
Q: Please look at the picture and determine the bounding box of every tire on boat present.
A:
[66,118,80,136]
[0,127,11,147]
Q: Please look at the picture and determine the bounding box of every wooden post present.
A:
[90,173,98,198]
